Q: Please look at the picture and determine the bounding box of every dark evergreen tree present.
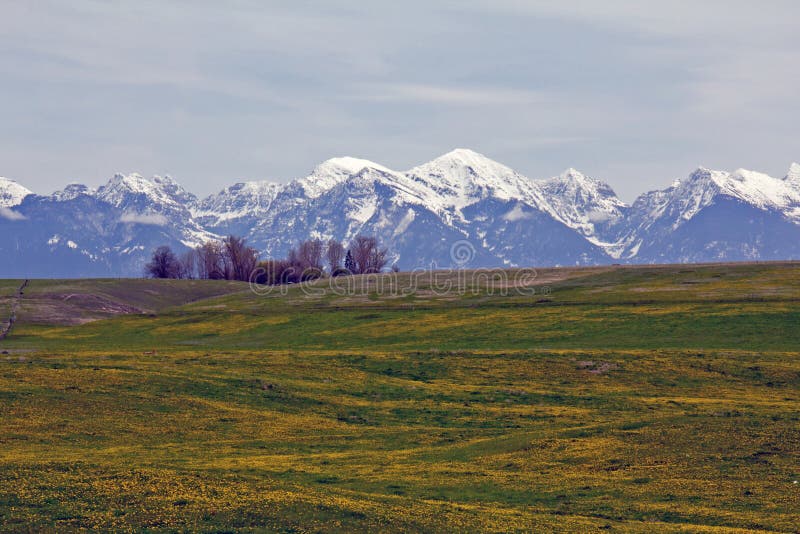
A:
[344,250,355,274]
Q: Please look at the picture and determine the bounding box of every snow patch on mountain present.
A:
[393,208,416,236]
[346,191,378,227]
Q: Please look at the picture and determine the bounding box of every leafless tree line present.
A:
[253,235,390,285]
[146,234,391,283]
[145,235,258,281]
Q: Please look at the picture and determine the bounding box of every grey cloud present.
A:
[119,212,169,226]
[0,208,27,221]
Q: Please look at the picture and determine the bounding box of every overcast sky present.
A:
[2,1,799,201]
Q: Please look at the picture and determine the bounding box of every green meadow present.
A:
[1,262,798,532]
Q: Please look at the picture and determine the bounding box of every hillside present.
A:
[0,263,799,531]
[0,278,249,326]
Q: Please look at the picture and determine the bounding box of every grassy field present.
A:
[1,263,799,532]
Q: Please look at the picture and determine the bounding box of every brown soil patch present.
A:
[18,292,142,326]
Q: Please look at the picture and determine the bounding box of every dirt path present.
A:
[0,279,29,341]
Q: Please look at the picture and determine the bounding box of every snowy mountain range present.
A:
[2,149,799,277]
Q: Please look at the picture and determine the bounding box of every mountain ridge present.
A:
[2,150,799,276]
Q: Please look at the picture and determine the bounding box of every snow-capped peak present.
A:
[430,147,503,167]
[405,148,551,215]
[297,157,392,198]
[546,167,624,200]
[540,168,627,243]
[785,162,800,186]
[725,168,800,209]
[679,167,800,212]
[413,148,520,186]
[666,167,743,222]
[50,183,96,202]
[0,177,32,207]
[561,167,582,178]
[97,173,196,209]
[193,180,283,222]
[316,156,392,176]
[629,165,800,236]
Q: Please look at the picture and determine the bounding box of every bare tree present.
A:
[349,235,388,274]
[367,246,389,273]
[253,259,295,285]
[223,235,259,281]
[298,239,324,271]
[146,246,180,279]
[349,235,372,275]
[177,249,197,279]
[326,239,345,274]
[286,246,299,273]
[196,241,226,280]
